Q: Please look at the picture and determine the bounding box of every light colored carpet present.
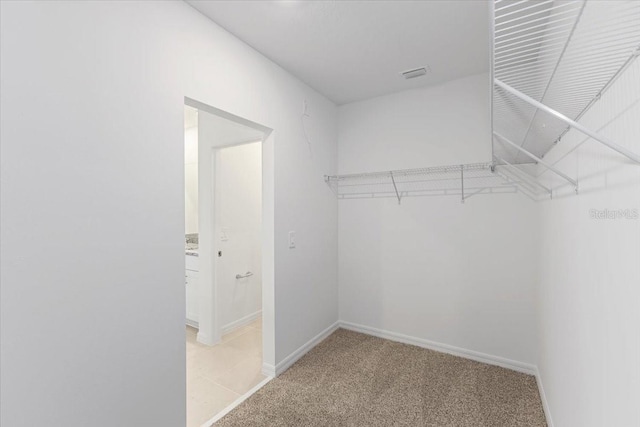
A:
[214,329,547,426]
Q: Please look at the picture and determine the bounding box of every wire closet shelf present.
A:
[325,162,550,204]
[492,0,640,168]
[326,0,640,203]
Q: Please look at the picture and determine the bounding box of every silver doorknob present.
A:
[235,271,253,279]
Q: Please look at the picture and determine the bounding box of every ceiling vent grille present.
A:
[401,66,430,79]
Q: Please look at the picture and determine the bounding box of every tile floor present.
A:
[187,319,265,427]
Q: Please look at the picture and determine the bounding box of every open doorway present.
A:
[184,101,273,427]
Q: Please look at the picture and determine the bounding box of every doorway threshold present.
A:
[202,376,273,426]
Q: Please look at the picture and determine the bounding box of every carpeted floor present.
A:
[214,329,547,426]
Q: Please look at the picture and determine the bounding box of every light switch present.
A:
[288,231,296,249]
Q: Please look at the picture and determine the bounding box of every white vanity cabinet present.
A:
[185,255,199,327]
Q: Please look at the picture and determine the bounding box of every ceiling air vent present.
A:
[401,66,430,80]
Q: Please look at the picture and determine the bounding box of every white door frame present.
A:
[184,97,275,375]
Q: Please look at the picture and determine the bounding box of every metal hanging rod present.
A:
[551,45,640,147]
[495,79,640,164]
[491,0,640,168]
[493,156,553,198]
[493,131,578,190]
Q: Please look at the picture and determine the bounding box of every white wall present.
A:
[216,142,262,330]
[339,73,491,174]
[0,2,338,426]
[535,59,640,427]
[339,195,538,364]
[185,125,198,234]
[338,73,539,366]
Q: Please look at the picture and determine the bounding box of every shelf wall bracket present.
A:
[494,78,640,165]
[460,165,465,204]
[464,187,492,201]
[494,155,553,199]
[389,172,401,205]
[493,131,578,192]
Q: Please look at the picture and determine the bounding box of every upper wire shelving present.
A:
[326,0,640,203]
[325,162,551,204]
[493,0,640,169]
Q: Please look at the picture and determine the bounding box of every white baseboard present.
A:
[339,321,537,375]
[274,321,340,376]
[186,318,199,329]
[221,310,262,336]
[262,362,276,378]
[202,376,273,427]
[196,331,219,346]
[535,368,554,427]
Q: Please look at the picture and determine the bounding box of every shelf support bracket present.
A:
[494,155,553,198]
[494,131,578,192]
[494,78,640,165]
[460,165,465,204]
[464,187,493,200]
[390,172,401,205]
